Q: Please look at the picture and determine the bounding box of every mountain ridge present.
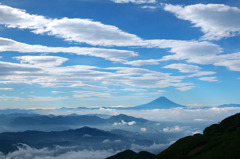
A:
[106,150,155,159]
[0,126,153,154]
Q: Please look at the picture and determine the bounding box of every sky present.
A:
[0,0,240,109]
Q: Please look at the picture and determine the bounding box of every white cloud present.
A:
[0,4,143,46]
[198,76,218,82]
[1,4,240,73]
[29,96,69,102]
[163,64,218,83]
[73,91,112,98]
[30,106,240,125]
[0,88,13,90]
[51,91,64,94]
[162,126,184,133]
[189,71,216,77]
[41,18,144,46]
[0,4,50,30]
[131,142,174,154]
[0,59,190,91]
[147,39,223,63]
[105,67,188,89]
[141,5,157,9]
[102,139,111,143]
[14,56,68,67]
[163,63,201,73]
[113,120,136,126]
[176,85,194,92]
[147,39,240,72]
[124,59,162,66]
[0,144,116,159]
[128,121,136,125]
[111,0,156,4]
[0,95,23,101]
[0,37,137,62]
[140,127,147,132]
[214,58,240,71]
[164,4,240,40]
[194,118,211,122]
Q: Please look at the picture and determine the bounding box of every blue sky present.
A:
[0,0,240,109]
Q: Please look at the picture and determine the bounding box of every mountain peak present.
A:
[129,96,185,110]
[154,96,170,101]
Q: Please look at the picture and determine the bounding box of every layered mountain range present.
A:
[0,97,240,115]
[107,112,240,159]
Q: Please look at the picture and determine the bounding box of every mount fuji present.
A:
[124,96,185,110]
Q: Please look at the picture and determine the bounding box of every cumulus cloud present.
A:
[164,4,240,40]
[162,126,184,133]
[113,120,136,126]
[111,0,156,4]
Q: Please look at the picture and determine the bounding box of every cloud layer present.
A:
[111,0,156,4]
[164,4,240,40]
[0,144,116,159]
[0,37,137,62]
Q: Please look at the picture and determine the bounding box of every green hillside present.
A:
[153,113,240,159]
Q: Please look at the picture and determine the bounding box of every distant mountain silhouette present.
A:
[127,96,185,110]
[106,150,155,159]
[153,112,240,159]
[0,126,153,154]
[218,104,240,108]
[2,114,149,128]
